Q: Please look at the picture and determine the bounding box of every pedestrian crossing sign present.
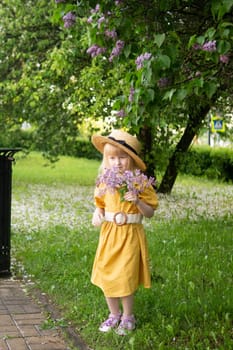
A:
[211,116,225,133]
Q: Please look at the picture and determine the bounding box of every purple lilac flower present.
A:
[98,16,105,28]
[109,40,125,61]
[220,54,229,64]
[135,52,152,70]
[86,44,106,58]
[96,167,155,200]
[193,41,217,52]
[192,43,202,50]
[63,12,76,28]
[157,77,170,88]
[105,29,117,39]
[91,4,100,14]
[115,109,126,118]
[202,40,216,52]
[115,0,123,5]
[55,0,66,3]
[128,87,135,102]
[87,16,93,23]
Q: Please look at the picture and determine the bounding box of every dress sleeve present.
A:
[94,187,105,208]
[139,185,159,210]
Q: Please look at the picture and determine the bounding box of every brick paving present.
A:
[0,278,74,350]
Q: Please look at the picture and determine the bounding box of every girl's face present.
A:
[103,143,135,172]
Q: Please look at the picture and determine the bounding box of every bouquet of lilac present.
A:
[96,167,155,201]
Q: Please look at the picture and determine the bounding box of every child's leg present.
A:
[99,297,121,332]
[105,296,121,315]
[121,294,134,316]
[116,294,136,335]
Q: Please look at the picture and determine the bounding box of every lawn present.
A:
[10,152,233,350]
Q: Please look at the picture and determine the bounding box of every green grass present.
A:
[11,153,233,350]
[13,152,99,185]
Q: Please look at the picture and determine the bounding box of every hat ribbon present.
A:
[108,136,138,155]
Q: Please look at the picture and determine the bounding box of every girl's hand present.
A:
[124,191,154,218]
[124,191,139,204]
[92,208,104,226]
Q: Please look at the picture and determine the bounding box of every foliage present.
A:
[51,1,233,125]
[180,145,233,181]
[1,0,233,190]
[50,0,233,191]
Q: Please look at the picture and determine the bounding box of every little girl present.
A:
[91,129,158,335]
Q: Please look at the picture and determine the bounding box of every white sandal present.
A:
[99,313,121,332]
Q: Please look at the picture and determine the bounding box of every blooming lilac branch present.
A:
[202,40,216,52]
[109,40,125,62]
[86,44,106,58]
[63,12,76,28]
[135,52,152,70]
[91,4,100,14]
[105,29,117,39]
[220,54,229,64]
[157,77,170,89]
[115,109,126,118]
[193,40,217,52]
[128,87,135,102]
[96,167,155,201]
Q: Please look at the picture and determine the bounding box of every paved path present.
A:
[0,277,89,350]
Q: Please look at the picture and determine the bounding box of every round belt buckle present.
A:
[113,212,127,226]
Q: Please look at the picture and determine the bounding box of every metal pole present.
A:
[208,113,211,146]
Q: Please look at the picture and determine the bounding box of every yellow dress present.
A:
[91,186,158,297]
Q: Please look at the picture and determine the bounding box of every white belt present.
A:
[104,211,143,226]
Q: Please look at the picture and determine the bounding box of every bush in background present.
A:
[180,146,233,182]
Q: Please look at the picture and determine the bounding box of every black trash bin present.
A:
[0,148,21,277]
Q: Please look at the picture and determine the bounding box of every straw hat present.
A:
[91,129,146,170]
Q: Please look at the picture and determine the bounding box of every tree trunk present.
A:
[139,126,154,175]
[158,103,211,194]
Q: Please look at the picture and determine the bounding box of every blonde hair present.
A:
[99,143,136,173]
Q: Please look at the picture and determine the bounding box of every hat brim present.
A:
[91,134,146,171]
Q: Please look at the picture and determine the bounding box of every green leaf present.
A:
[211,0,233,20]
[188,35,197,49]
[204,81,218,99]
[217,40,231,54]
[142,66,152,84]
[176,89,187,101]
[205,27,216,40]
[123,44,131,58]
[157,54,171,69]
[154,33,166,48]
[163,89,176,101]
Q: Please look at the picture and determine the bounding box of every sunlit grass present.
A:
[13,151,100,186]
[11,153,233,350]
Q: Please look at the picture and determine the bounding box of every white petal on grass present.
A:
[12,182,233,233]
